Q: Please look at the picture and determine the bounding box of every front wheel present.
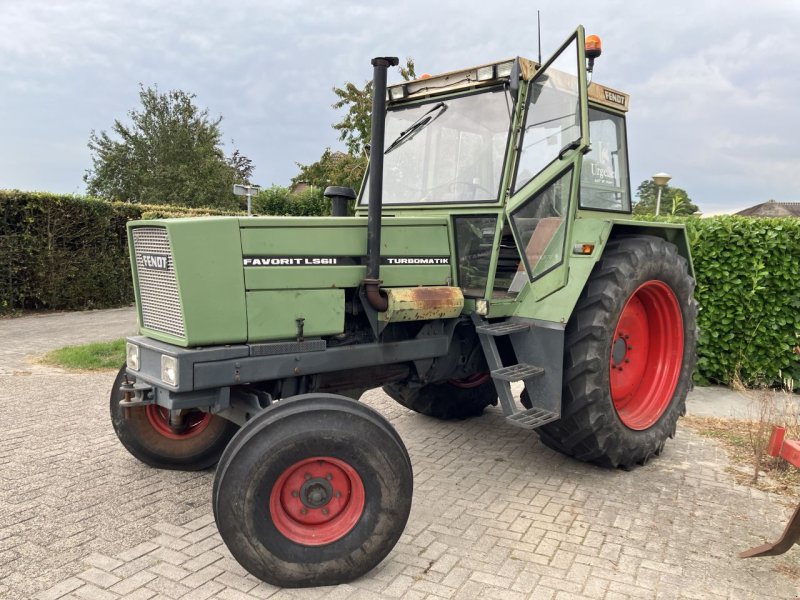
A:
[537,235,698,468]
[213,394,413,587]
[110,365,238,471]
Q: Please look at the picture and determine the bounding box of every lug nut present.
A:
[300,508,308,515]
[322,508,329,515]
[625,359,630,364]
[326,473,333,480]
[628,345,633,350]
[335,491,341,498]
[304,473,311,480]
[292,491,299,497]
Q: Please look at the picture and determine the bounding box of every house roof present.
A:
[734,200,800,217]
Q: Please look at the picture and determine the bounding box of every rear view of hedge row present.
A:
[1,191,136,313]
[0,189,330,314]
[684,216,800,386]
[0,191,237,313]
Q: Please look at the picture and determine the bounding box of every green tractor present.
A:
[111,26,697,587]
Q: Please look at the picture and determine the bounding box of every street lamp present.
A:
[652,172,671,216]
[233,184,261,217]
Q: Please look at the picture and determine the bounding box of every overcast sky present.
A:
[2,0,799,213]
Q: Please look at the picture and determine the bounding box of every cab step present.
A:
[472,314,560,431]
[506,407,560,429]
[491,363,545,382]
[475,321,531,336]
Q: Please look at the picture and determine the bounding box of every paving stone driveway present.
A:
[1,309,798,599]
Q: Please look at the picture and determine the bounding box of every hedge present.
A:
[1,191,797,387]
[0,189,330,314]
[682,216,800,387]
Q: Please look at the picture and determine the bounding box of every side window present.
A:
[580,108,631,212]
[509,168,572,288]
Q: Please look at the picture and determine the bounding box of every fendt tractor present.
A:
[111,27,697,587]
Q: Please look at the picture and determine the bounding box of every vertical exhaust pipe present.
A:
[363,56,398,312]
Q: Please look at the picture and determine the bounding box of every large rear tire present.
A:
[383,375,496,419]
[213,394,413,588]
[537,236,697,468]
[110,365,238,471]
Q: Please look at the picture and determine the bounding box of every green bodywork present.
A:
[126,25,692,348]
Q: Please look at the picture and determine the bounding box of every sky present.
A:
[2,0,799,214]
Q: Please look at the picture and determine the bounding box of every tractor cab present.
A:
[357,27,632,306]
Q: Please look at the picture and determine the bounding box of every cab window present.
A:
[580,108,631,212]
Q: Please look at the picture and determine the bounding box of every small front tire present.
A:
[213,394,413,587]
[110,365,238,471]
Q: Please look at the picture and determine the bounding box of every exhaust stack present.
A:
[363,56,399,312]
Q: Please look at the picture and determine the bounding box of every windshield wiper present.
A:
[384,102,447,155]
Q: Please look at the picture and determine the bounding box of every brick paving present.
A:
[1,309,799,599]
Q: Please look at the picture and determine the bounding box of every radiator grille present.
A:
[132,227,186,339]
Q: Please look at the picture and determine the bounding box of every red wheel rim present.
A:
[449,372,491,388]
[269,456,365,546]
[609,280,684,431]
[145,406,212,440]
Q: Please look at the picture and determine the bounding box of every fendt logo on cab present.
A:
[603,89,626,106]
[140,254,170,270]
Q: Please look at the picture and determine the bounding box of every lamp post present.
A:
[233,184,261,217]
[652,172,671,216]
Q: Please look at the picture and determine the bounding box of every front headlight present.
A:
[126,343,140,371]
[161,355,178,386]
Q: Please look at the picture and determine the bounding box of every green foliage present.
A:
[252,186,329,217]
[292,149,367,194]
[685,216,800,387]
[85,85,253,210]
[331,58,416,155]
[0,190,239,314]
[41,338,126,370]
[633,180,699,216]
[1,190,139,313]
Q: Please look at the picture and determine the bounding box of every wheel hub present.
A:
[611,336,628,366]
[145,405,212,440]
[300,478,333,508]
[270,456,365,545]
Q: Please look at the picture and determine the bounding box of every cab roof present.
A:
[387,57,629,112]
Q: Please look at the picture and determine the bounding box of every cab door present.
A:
[505,27,589,300]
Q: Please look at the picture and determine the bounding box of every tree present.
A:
[331,58,416,155]
[633,180,699,216]
[85,85,253,209]
[292,149,367,193]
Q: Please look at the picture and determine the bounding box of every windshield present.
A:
[360,88,511,205]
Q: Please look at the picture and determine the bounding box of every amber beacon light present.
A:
[585,34,602,72]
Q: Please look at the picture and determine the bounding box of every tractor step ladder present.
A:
[474,317,559,430]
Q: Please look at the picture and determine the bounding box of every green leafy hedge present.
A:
[0,189,329,314]
[682,216,800,387]
[1,191,139,313]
